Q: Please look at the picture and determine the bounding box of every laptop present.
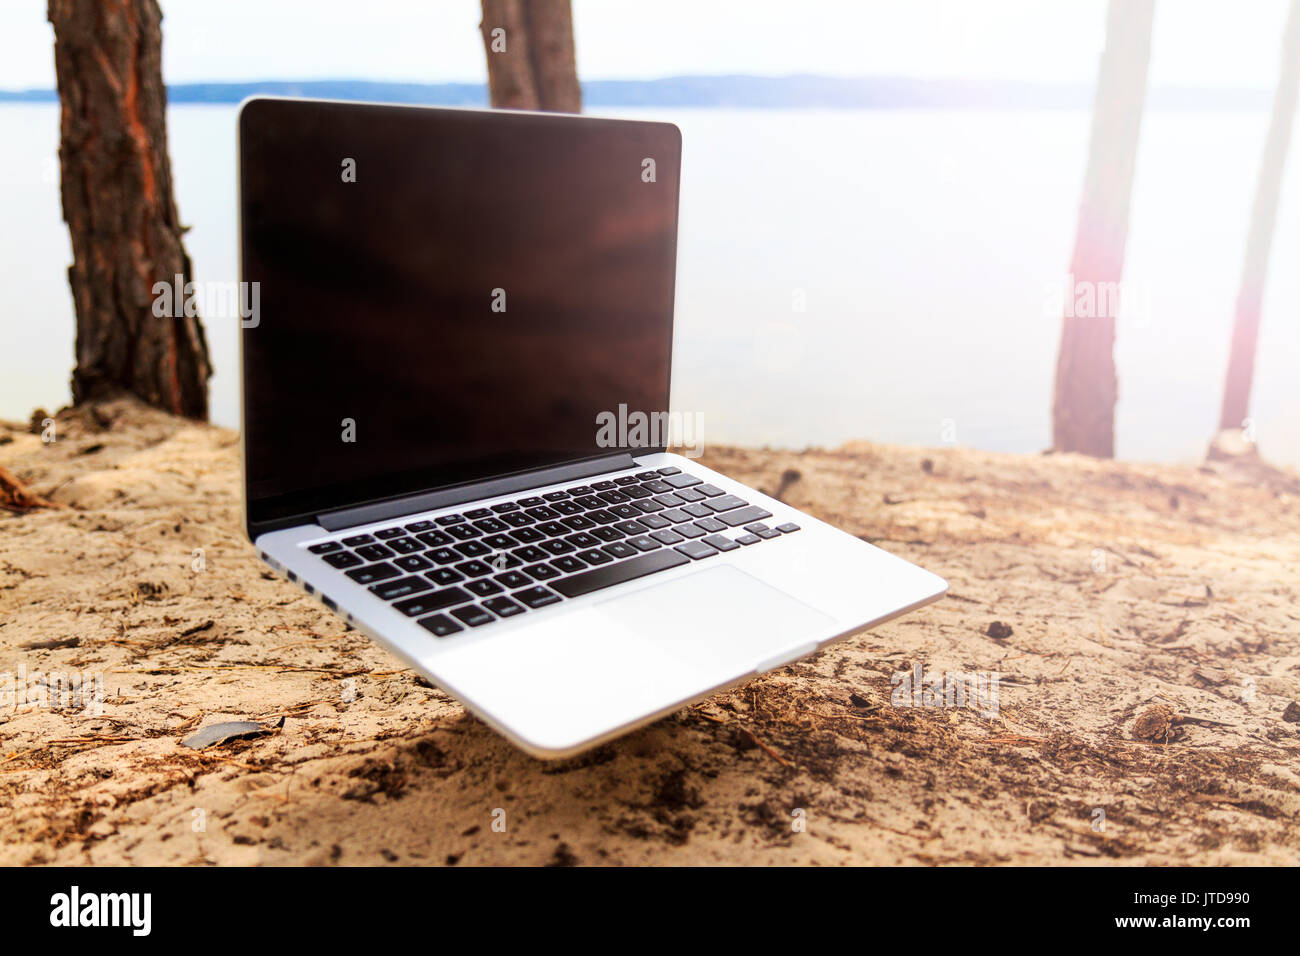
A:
[237,97,947,758]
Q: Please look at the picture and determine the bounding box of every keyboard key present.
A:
[744,522,770,534]
[576,548,613,565]
[642,480,673,494]
[309,541,342,554]
[465,508,492,519]
[375,527,406,539]
[518,496,544,507]
[627,535,661,551]
[541,539,575,555]
[454,540,491,558]
[567,485,594,496]
[552,549,689,598]
[664,473,701,489]
[388,536,425,554]
[660,509,691,523]
[346,562,401,584]
[552,500,583,516]
[370,576,432,600]
[573,495,604,510]
[473,517,509,534]
[452,604,495,627]
[565,531,600,549]
[485,552,521,571]
[586,508,619,524]
[656,466,681,476]
[720,506,774,528]
[493,570,533,590]
[484,596,526,618]
[434,514,466,526]
[591,480,616,491]
[674,488,706,502]
[676,540,719,560]
[601,541,637,559]
[355,544,395,562]
[610,505,642,520]
[561,515,596,531]
[651,529,684,545]
[323,551,363,569]
[394,554,433,572]
[426,567,465,586]
[705,494,748,513]
[597,490,629,503]
[542,491,569,501]
[416,614,462,637]
[550,555,587,574]
[427,547,461,565]
[512,527,546,543]
[514,586,563,609]
[483,533,517,550]
[623,485,652,499]
[342,534,375,546]
[654,493,685,507]
[490,502,519,513]
[591,526,624,542]
[524,563,561,581]
[513,545,548,563]
[405,520,436,532]
[695,484,725,498]
[703,534,740,552]
[777,522,801,533]
[455,560,493,578]
[614,520,647,536]
[536,521,568,537]
[735,533,761,545]
[635,471,659,481]
[614,475,639,486]
[675,523,706,539]
[758,528,781,539]
[638,514,671,529]
[399,586,472,616]
[466,579,503,597]
[695,517,726,533]
[446,524,481,540]
[500,512,534,528]
[683,504,712,518]
[633,499,665,512]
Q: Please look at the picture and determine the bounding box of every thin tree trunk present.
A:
[1051,0,1155,457]
[49,0,211,419]
[479,0,581,113]
[1213,0,1300,450]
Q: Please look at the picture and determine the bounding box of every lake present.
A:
[2,103,1297,464]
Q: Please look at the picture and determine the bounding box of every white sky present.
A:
[0,0,1291,90]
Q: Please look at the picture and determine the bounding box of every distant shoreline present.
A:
[0,75,1273,111]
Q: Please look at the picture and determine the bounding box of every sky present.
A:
[0,0,1292,91]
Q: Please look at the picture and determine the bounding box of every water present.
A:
[2,103,1297,464]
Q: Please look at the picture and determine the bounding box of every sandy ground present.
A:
[1,398,1298,866]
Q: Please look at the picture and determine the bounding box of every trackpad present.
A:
[594,565,835,674]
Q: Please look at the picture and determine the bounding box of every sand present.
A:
[1,398,1298,865]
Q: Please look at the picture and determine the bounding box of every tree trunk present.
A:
[1050,0,1154,457]
[479,0,581,113]
[1214,0,1300,448]
[48,0,211,419]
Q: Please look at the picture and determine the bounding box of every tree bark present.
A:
[1215,0,1300,442]
[1050,0,1154,457]
[48,0,211,419]
[479,0,581,113]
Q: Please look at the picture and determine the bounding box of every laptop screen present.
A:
[238,99,681,534]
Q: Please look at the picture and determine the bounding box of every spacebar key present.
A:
[552,549,689,598]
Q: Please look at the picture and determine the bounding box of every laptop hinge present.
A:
[315,453,639,532]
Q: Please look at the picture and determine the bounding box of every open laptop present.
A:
[238,97,947,758]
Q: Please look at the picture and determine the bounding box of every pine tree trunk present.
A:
[1050,0,1154,457]
[1215,0,1300,443]
[48,0,211,419]
[479,0,581,113]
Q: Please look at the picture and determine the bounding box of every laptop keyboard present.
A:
[303,467,801,637]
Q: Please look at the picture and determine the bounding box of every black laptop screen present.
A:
[238,99,681,534]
